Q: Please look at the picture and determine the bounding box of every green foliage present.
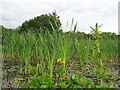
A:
[19,11,61,33]
[28,74,111,88]
[29,75,53,88]
[2,22,118,88]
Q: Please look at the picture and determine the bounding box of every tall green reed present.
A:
[90,23,105,85]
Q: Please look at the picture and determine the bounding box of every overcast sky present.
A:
[0,0,119,34]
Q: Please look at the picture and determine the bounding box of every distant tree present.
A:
[99,32,118,39]
[19,11,62,33]
[1,25,14,45]
[110,33,117,39]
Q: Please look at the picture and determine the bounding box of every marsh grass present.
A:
[2,22,118,88]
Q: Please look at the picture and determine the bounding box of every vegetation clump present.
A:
[1,12,119,88]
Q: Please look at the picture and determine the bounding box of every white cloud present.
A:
[0,0,119,34]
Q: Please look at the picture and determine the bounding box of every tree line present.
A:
[1,11,118,40]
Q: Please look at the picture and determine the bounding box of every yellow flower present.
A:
[61,61,65,64]
[57,58,62,63]
[14,79,18,83]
